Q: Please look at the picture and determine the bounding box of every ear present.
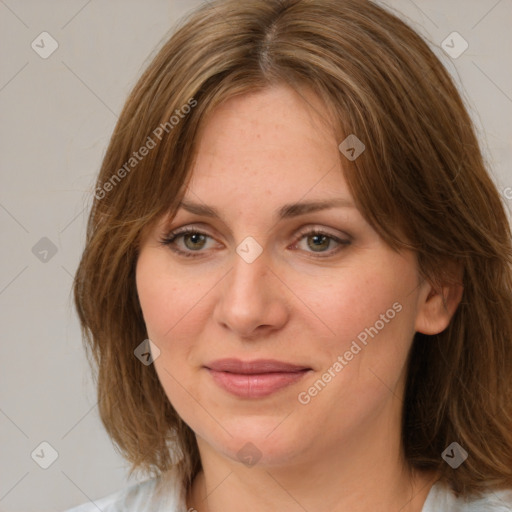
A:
[415,263,464,335]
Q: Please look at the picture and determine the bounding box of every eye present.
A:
[159,227,217,258]
[159,226,351,259]
[290,228,351,258]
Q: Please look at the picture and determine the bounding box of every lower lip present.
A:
[207,369,310,398]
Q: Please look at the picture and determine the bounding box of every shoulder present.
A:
[62,469,186,512]
[62,477,157,512]
[422,481,512,512]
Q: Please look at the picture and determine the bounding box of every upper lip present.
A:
[205,358,311,374]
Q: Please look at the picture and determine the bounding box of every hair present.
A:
[73,0,512,498]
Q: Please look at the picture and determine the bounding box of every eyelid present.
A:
[162,221,349,240]
[293,224,352,242]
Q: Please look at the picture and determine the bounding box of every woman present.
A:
[67,0,512,510]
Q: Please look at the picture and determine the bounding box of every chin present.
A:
[203,418,309,468]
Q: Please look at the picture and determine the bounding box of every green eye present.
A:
[160,227,351,259]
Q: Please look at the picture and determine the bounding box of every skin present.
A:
[135,83,463,512]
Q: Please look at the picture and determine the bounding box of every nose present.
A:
[212,247,290,340]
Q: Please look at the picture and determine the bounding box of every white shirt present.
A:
[64,467,512,512]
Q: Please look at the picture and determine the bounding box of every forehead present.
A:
[186,84,351,208]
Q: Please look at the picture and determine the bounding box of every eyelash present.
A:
[158,226,351,259]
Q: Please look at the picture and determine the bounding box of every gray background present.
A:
[0,1,511,511]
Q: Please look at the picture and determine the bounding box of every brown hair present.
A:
[73,0,512,498]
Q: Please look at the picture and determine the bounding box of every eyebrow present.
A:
[177,198,356,221]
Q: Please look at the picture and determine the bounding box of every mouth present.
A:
[204,358,312,398]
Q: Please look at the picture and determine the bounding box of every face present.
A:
[135,83,432,469]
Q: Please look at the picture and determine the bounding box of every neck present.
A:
[186,430,440,512]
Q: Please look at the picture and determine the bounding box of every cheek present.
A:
[136,252,204,419]
[136,252,167,332]
[136,250,206,342]
[297,258,419,412]
[135,250,215,397]
[293,271,415,440]
[297,264,410,352]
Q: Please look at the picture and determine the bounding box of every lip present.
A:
[205,358,312,398]
[206,358,310,373]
